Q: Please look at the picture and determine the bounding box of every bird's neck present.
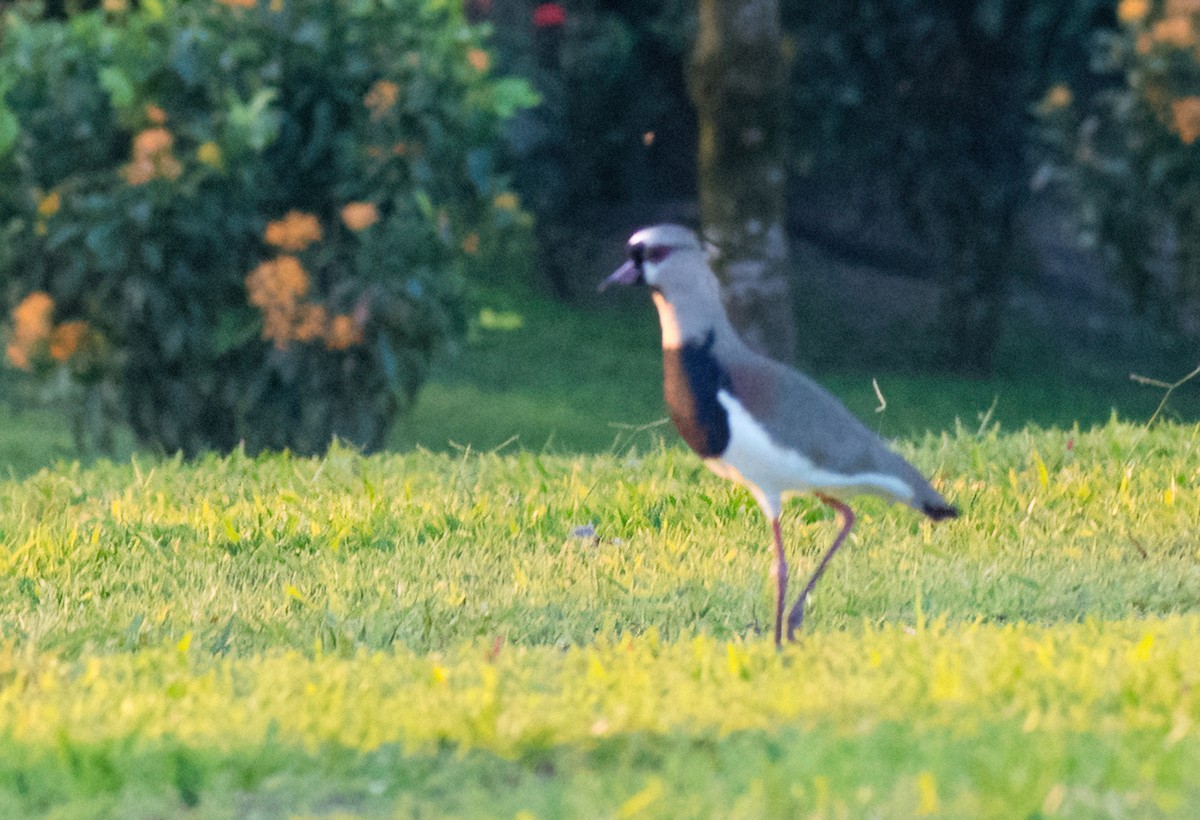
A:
[651,291,684,349]
[651,289,741,354]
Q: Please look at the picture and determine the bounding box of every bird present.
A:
[600,223,957,646]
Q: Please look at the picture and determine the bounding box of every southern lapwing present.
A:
[600,224,957,646]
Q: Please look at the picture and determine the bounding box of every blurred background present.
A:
[1,0,1198,474]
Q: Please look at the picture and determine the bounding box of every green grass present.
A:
[0,289,1198,815]
[0,421,1198,816]
[3,285,1197,467]
[3,619,1199,817]
[388,288,1200,454]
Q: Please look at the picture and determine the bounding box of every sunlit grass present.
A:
[0,421,1197,815]
[2,618,1198,817]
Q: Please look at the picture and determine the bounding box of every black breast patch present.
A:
[662,330,731,458]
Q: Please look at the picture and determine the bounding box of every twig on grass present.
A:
[608,417,671,452]
[1130,363,1200,427]
[976,395,1000,437]
[1123,363,1200,472]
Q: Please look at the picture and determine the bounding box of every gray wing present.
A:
[725,353,956,518]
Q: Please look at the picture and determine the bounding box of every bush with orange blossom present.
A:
[0,0,534,455]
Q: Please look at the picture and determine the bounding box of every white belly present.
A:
[706,390,914,519]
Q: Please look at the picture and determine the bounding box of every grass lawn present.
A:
[0,418,1198,816]
[0,290,1198,816]
[389,286,1200,455]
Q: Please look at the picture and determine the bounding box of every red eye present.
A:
[646,245,673,264]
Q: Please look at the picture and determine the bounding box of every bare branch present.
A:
[1130,364,1200,427]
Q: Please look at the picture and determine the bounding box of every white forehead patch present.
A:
[628,224,701,251]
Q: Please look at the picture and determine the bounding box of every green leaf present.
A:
[227,87,280,152]
[477,307,524,331]
[489,77,539,119]
[99,66,136,110]
[0,103,18,157]
[413,189,435,220]
[213,308,261,357]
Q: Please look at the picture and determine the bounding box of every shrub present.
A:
[493,1,694,297]
[1042,0,1200,331]
[784,0,1110,373]
[0,0,535,456]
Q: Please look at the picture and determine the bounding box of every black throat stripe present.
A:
[662,330,731,458]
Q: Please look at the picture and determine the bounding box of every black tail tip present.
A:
[922,503,959,522]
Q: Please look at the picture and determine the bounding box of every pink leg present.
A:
[786,494,855,641]
[770,517,788,647]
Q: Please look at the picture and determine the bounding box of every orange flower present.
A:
[124,127,182,185]
[37,191,62,235]
[325,314,365,351]
[1171,96,1200,143]
[6,291,54,371]
[11,292,53,330]
[6,345,31,371]
[493,192,519,211]
[134,127,172,156]
[260,310,293,349]
[1167,0,1200,14]
[125,157,156,185]
[1041,84,1072,111]
[246,255,310,308]
[145,104,168,125]
[461,232,480,256]
[1152,15,1194,47]
[467,48,490,72]
[264,211,323,251]
[340,201,380,232]
[244,257,340,349]
[37,191,61,218]
[218,0,256,7]
[292,303,328,343]
[364,80,400,118]
[49,320,89,363]
[1118,0,1150,24]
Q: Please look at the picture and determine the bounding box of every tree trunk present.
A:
[929,4,1028,374]
[941,200,1015,374]
[690,0,796,363]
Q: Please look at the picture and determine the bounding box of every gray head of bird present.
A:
[599,224,719,303]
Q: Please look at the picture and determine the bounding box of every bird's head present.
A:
[599,224,709,294]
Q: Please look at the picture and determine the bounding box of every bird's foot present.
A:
[785,598,807,642]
